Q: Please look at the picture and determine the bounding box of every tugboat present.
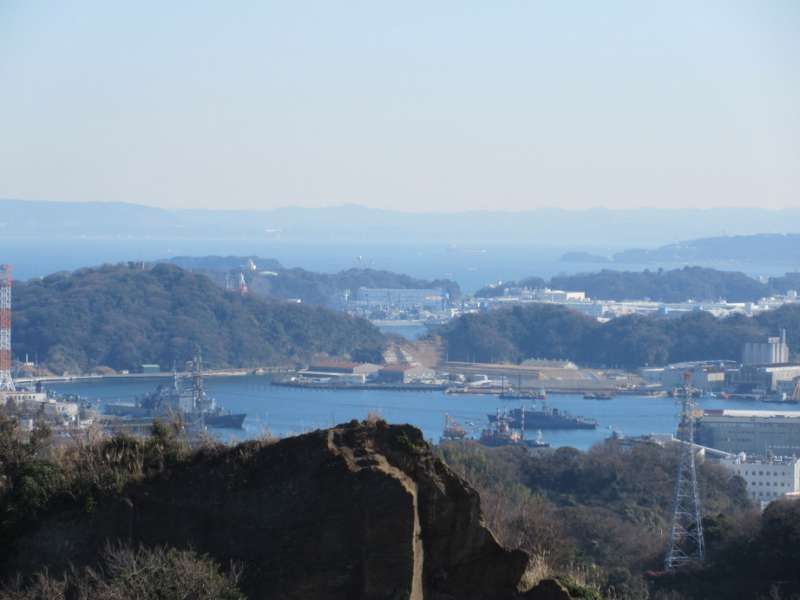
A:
[440,413,469,442]
[488,402,597,430]
[479,412,551,448]
[105,353,246,429]
[479,410,523,447]
[528,429,550,448]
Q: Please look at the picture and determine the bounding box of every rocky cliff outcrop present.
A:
[9,420,573,599]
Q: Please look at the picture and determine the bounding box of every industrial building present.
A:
[375,364,434,384]
[529,288,586,302]
[729,364,800,393]
[719,453,800,505]
[352,288,447,310]
[306,361,381,376]
[695,409,800,456]
[299,361,381,384]
[742,331,789,365]
[639,361,732,392]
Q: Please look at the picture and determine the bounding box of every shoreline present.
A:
[16,367,292,385]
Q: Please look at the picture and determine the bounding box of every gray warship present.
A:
[105,354,246,429]
[488,402,597,430]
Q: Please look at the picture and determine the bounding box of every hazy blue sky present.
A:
[1,1,798,212]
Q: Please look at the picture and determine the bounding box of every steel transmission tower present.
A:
[0,265,15,392]
[664,373,704,570]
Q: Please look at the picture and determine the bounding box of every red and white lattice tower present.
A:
[0,265,15,391]
[238,272,248,296]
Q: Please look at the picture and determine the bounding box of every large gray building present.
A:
[639,361,731,392]
[729,364,800,392]
[742,331,789,365]
[696,409,800,456]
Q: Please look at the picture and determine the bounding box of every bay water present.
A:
[47,376,762,450]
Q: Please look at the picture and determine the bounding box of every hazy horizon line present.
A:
[3,196,799,215]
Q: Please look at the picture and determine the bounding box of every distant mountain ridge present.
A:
[3,198,800,246]
[614,233,800,264]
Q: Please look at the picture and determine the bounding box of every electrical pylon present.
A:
[664,373,705,570]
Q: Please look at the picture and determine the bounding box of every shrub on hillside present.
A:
[3,544,244,600]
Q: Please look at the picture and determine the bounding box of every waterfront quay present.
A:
[439,360,639,393]
[272,380,446,392]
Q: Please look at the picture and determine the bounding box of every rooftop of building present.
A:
[308,360,360,370]
[659,360,739,370]
[378,364,414,372]
[721,454,800,466]
[703,409,800,419]
[740,363,800,371]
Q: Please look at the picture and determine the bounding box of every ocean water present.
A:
[47,376,763,450]
[2,238,792,293]
[375,323,429,340]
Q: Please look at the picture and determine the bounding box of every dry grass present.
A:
[1,544,244,600]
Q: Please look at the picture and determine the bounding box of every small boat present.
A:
[440,414,469,442]
[584,392,615,400]
[500,375,546,401]
[499,388,547,400]
[669,387,701,399]
[479,411,522,447]
[527,429,550,448]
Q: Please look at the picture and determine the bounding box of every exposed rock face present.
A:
[10,420,572,599]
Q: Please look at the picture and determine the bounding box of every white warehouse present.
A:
[720,453,800,506]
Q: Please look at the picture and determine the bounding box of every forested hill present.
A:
[165,257,461,306]
[549,267,769,302]
[12,264,386,374]
[438,303,800,369]
[476,266,799,302]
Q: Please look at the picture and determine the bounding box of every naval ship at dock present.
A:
[488,402,597,430]
[105,355,246,429]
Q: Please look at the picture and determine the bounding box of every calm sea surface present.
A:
[3,238,793,293]
[375,323,429,340]
[47,376,762,450]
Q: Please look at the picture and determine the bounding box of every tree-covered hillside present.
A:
[477,266,800,303]
[438,440,753,599]
[438,303,800,368]
[246,267,461,306]
[550,267,770,302]
[12,264,386,374]
[440,440,800,599]
[165,257,461,306]
[477,267,776,302]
